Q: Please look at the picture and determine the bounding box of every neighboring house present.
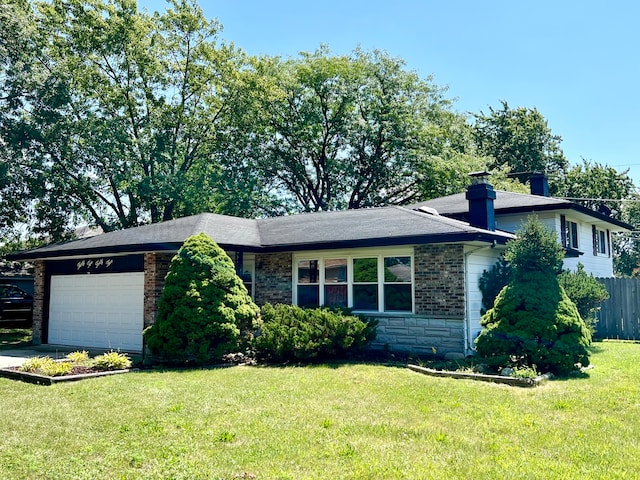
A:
[6,173,629,358]
[412,173,631,278]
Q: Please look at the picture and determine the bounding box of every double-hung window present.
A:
[566,220,579,249]
[295,251,413,313]
[598,230,607,254]
[594,228,607,255]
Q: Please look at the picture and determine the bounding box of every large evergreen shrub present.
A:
[144,233,260,364]
[475,217,592,375]
[252,304,377,362]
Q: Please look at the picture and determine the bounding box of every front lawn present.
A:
[0,341,638,479]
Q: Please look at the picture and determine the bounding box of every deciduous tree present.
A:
[1,0,246,237]
[237,47,484,212]
[472,100,568,186]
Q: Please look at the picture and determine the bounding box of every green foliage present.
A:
[510,365,539,380]
[478,256,511,313]
[91,351,132,371]
[476,271,591,375]
[476,217,592,375]
[144,233,260,364]
[558,264,609,326]
[65,350,90,365]
[0,0,248,236]
[237,46,479,212]
[18,356,52,373]
[504,215,565,277]
[18,356,72,376]
[252,304,377,362]
[473,100,568,186]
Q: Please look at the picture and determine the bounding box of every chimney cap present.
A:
[469,170,491,184]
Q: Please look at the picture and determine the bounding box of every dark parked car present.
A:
[0,284,33,327]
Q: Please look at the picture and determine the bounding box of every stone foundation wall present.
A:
[369,313,465,359]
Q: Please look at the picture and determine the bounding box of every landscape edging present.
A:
[0,367,136,385]
[407,364,552,387]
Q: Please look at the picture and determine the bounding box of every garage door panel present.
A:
[49,273,144,351]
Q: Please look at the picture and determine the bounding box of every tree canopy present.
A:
[1,0,246,238]
[472,100,568,185]
[231,47,486,212]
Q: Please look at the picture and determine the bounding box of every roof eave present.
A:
[258,231,514,253]
[495,204,632,231]
[6,240,264,261]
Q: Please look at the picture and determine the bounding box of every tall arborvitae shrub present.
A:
[144,233,260,364]
[475,217,592,375]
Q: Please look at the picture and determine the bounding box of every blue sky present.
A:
[140,0,640,187]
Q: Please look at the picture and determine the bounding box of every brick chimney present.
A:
[530,172,549,197]
[466,171,496,231]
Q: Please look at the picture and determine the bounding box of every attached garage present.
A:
[48,273,144,351]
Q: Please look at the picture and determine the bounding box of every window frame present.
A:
[566,220,579,249]
[293,248,414,313]
[597,229,607,255]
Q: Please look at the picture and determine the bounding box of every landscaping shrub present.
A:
[481,259,609,331]
[92,351,132,371]
[558,263,609,328]
[66,350,90,365]
[475,217,592,375]
[252,304,377,362]
[144,233,261,364]
[18,356,72,376]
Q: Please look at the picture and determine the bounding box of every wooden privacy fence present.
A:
[595,277,640,340]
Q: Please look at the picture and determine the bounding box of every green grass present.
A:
[1,341,639,479]
[0,328,32,348]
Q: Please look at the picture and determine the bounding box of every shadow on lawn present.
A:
[0,328,32,349]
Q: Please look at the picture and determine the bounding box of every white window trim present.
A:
[293,247,415,313]
[567,220,579,249]
[596,229,607,255]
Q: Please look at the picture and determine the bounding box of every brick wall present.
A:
[414,244,465,317]
[254,252,292,305]
[143,252,173,329]
[31,260,45,345]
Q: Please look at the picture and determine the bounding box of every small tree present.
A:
[559,263,609,329]
[475,217,592,375]
[144,233,260,364]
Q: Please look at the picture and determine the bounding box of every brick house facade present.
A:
[19,176,626,358]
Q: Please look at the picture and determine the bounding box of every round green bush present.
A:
[144,233,260,364]
[475,270,591,375]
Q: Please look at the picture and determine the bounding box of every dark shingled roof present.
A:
[411,190,632,230]
[8,206,515,260]
[9,214,260,260]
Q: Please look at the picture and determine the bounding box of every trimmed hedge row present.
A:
[253,304,378,363]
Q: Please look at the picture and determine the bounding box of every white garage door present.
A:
[49,273,144,351]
